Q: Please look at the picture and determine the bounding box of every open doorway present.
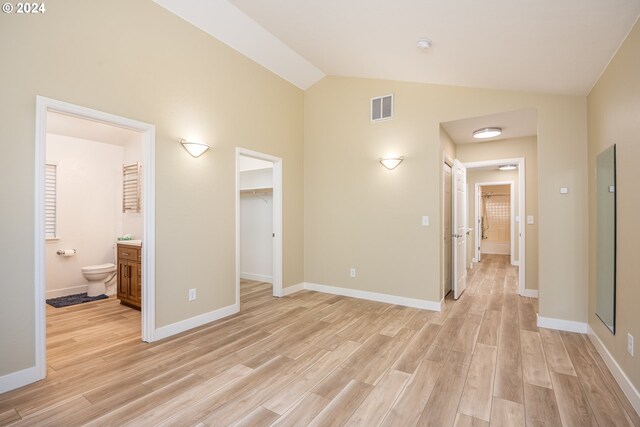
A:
[440,108,537,300]
[465,159,526,295]
[35,96,156,382]
[475,182,515,265]
[235,148,283,307]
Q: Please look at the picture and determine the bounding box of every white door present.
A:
[443,163,453,296]
[453,160,467,299]
[476,188,482,263]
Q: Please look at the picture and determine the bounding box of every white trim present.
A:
[240,272,273,283]
[588,325,640,416]
[0,366,42,394]
[154,303,239,341]
[45,285,88,299]
[464,158,525,297]
[282,283,305,296]
[522,289,539,298]
[33,96,157,393]
[537,315,588,333]
[512,260,520,266]
[236,148,283,305]
[304,282,441,311]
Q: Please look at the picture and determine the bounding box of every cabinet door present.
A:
[136,263,142,304]
[117,261,129,299]
[128,262,140,303]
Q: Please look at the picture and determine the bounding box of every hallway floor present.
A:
[0,257,638,426]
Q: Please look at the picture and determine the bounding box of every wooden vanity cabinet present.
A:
[117,244,141,310]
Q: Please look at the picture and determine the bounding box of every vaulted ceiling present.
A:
[154,0,640,95]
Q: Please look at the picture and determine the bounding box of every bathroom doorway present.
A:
[235,148,283,306]
[464,158,526,295]
[35,97,156,382]
[476,182,514,264]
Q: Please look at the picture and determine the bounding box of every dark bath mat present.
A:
[46,293,108,308]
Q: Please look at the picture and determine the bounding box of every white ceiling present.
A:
[47,111,142,146]
[155,0,640,95]
[441,108,537,145]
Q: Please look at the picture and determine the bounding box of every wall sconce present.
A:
[380,156,404,170]
[180,139,210,157]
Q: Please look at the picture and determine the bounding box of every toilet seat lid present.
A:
[81,263,116,273]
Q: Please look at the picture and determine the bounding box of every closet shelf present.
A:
[240,187,273,196]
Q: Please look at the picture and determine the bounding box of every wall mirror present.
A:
[595,144,616,333]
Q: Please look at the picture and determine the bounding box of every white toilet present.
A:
[81,263,117,297]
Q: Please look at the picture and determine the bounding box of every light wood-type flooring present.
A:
[1,255,638,426]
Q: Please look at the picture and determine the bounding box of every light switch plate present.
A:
[560,187,569,194]
[609,185,615,193]
[527,215,534,225]
[422,216,429,226]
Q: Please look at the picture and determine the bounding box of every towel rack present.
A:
[123,162,141,213]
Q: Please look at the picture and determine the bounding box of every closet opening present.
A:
[235,148,283,307]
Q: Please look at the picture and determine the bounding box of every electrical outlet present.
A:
[350,268,356,278]
[628,333,634,356]
[188,288,197,301]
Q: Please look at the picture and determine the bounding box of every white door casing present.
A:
[453,159,467,299]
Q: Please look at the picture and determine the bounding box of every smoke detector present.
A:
[416,38,432,50]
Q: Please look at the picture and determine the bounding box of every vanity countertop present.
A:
[116,240,142,247]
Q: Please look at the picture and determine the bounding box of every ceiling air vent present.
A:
[371,94,393,122]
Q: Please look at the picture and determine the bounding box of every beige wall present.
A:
[588,19,640,391]
[457,136,539,291]
[0,0,304,376]
[304,77,586,314]
[440,126,457,160]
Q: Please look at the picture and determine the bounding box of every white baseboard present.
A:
[0,366,42,394]
[303,282,441,312]
[154,303,239,341]
[282,282,305,296]
[522,289,538,298]
[537,315,588,333]
[240,272,273,283]
[587,325,640,416]
[472,258,478,263]
[511,260,520,266]
[46,285,88,299]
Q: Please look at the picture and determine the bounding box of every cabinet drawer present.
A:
[118,246,139,261]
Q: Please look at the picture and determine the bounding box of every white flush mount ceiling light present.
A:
[473,127,502,139]
[499,164,517,171]
[180,139,210,157]
[416,38,432,50]
[380,156,404,170]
